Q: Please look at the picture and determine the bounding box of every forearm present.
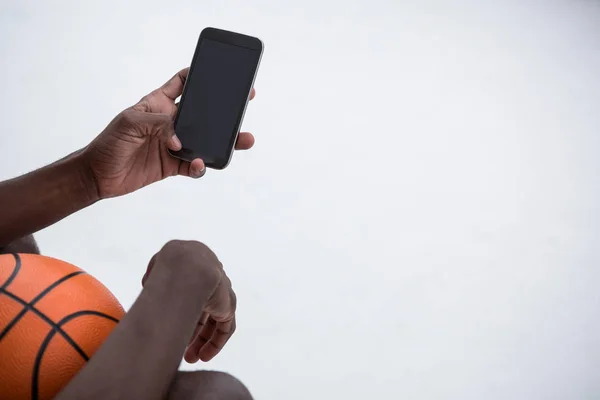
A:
[0,150,98,246]
[55,264,209,400]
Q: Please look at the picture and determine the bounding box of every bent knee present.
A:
[0,235,40,255]
[205,371,252,400]
[170,371,252,400]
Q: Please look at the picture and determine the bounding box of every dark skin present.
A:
[58,240,251,400]
[0,235,39,255]
[0,68,256,247]
[0,69,257,398]
[1,239,252,400]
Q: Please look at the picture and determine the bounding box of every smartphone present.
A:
[169,27,263,169]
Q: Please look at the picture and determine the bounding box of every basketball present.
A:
[0,253,125,400]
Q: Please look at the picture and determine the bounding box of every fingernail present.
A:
[170,135,182,150]
[193,165,205,179]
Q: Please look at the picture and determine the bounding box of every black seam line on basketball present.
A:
[0,271,85,341]
[0,289,119,349]
[0,253,21,290]
[31,310,120,400]
[0,288,120,364]
[0,292,90,368]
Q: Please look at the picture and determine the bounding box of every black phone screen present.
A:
[174,36,261,168]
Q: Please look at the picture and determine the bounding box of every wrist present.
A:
[0,148,101,246]
[146,259,218,314]
[143,265,209,321]
[68,148,101,205]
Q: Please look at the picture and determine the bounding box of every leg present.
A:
[55,244,249,400]
[0,234,40,255]
[168,371,253,400]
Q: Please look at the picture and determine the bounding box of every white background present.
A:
[1,1,599,399]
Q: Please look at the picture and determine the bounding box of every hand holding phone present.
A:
[169,27,264,170]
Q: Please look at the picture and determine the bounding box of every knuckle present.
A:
[160,239,187,256]
[229,288,237,311]
[118,109,135,123]
[150,116,173,138]
[162,239,209,253]
[158,240,222,284]
[114,109,139,131]
[203,263,223,287]
[163,239,187,248]
[136,96,152,111]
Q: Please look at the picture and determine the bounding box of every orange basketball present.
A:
[0,253,125,400]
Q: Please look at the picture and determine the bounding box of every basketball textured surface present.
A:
[0,253,125,400]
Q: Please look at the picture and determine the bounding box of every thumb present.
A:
[127,109,181,151]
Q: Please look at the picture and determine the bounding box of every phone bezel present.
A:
[168,27,263,170]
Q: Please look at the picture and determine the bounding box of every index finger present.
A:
[198,317,236,362]
[159,68,190,100]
